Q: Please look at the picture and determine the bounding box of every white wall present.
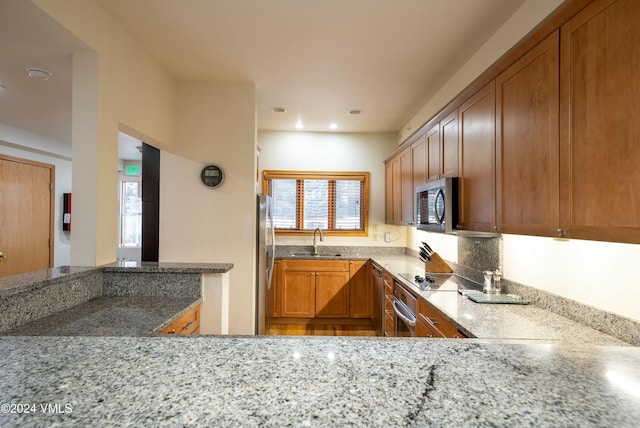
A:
[258,131,405,247]
[0,125,72,267]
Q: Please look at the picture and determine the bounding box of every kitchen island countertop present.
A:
[0,335,638,427]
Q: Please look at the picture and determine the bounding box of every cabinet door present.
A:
[399,148,414,225]
[349,260,372,319]
[412,135,427,192]
[268,260,281,318]
[280,271,316,318]
[458,81,497,232]
[315,271,350,318]
[496,31,560,236]
[440,110,459,178]
[559,0,640,243]
[426,123,440,181]
[385,156,402,225]
[384,160,394,224]
[416,319,442,338]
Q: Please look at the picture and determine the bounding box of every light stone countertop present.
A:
[0,335,638,427]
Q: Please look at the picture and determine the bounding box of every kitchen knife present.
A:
[420,244,432,256]
[422,241,434,254]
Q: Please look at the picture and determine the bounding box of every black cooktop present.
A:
[398,273,480,292]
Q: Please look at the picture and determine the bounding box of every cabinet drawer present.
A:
[161,305,200,335]
[281,259,349,272]
[416,318,444,338]
[417,299,462,338]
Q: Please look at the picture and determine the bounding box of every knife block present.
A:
[425,252,453,273]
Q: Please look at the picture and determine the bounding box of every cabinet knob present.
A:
[557,228,566,237]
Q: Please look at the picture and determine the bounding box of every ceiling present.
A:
[0,0,528,147]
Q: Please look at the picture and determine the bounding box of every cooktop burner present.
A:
[398,273,479,292]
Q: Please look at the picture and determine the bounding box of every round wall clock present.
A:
[200,164,225,188]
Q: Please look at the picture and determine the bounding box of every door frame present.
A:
[0,153,55,269]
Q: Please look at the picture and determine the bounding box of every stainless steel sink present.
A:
[290,253,342,258]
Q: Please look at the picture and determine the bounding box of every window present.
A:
[120,181,142,247]
[263,170,369,236]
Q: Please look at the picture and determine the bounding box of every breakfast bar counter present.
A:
[0,335,639,427]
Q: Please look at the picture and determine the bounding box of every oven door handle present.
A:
[393,299,416,327]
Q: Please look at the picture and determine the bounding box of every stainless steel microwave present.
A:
[416,177,459,233]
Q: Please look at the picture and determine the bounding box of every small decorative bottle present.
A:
[493,270,502,294]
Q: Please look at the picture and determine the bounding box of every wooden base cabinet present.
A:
[315,271,350,318]
[160,304,200,335]
[281,270,316,318]
[349,260,372,319]
[275,259,371,319]
[415,298,465,339]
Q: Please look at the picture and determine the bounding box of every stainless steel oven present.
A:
[393,282,417,337]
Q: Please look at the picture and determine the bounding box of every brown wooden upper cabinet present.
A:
[458,81,496,233]
[495,31,560,236]
[427,111,459,181]
[559,0,640,243]
[384,0,640,244]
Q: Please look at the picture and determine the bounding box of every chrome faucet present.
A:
[313,228,324,255]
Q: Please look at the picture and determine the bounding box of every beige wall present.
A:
[258,131,405,247]
[399,0,564,144]
[161,82,256,334]
[34,0,177,266]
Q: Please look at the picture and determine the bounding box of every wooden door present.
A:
[440,111,459,178]
[315,271,350,318]
[426,123,440,181]
[280,270,315,318]
[559,0,640,243]
[349,260,372,319]
[0,155,54,277]
[458,82,497,232]
[496,31,560,236]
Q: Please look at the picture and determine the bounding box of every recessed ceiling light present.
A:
[272,107,287,113]
[0,84,5,92]
[295,120,304,129]
[26,67,53,80]
[329,123,338,130]
[348,109,362,115]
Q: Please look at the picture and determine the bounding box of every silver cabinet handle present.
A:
[182,320,197,331]
[0,252,6,259]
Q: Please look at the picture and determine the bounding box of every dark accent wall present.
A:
[141,143,160,262]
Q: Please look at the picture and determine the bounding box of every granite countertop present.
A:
[0,335,638,427]
[101,261,234,273]
[370,255,629,346]
[0,266,96,297]
[2,297,201,336]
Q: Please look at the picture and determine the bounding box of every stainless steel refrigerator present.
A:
[255,194,275,335]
